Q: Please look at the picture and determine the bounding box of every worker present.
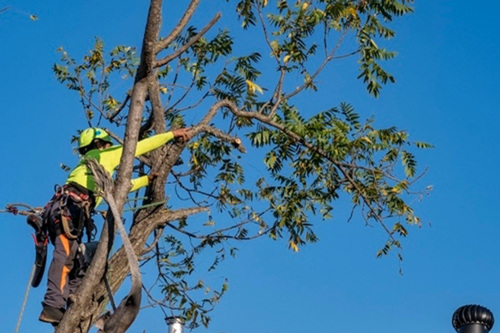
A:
[39,127,191,325]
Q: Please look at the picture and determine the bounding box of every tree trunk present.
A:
[55,1,164,332]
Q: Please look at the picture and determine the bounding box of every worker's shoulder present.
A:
[87,145,122,155]
[81,146,120,161]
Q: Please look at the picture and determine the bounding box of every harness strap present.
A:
[59,197,93,241]
[47,183,96,242]
[61,215,79,240]
[81,201,96,242]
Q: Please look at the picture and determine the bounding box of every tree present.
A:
[50,0,429,331]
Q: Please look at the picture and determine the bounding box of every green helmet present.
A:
[78,127,112,148]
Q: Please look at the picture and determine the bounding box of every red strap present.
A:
[67,190,90,202]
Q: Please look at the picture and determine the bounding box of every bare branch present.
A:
[165,58,184,106]
[171,172,219,205]
[332,49,360,60]
[155,13,221,68]
[192,124,246,153]
[199,99,243,125]
[155,0,201,54]
[170,90,210,113]
[157,206,210,227]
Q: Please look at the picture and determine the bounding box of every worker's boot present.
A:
[39,303,64,325]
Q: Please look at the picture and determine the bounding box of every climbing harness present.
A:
[43,183,97,243]
[2,183,98,288]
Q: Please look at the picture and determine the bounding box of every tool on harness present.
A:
[26,213,48,288]
[7,205,19,215]
[79,241,99,267]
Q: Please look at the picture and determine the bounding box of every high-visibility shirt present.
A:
[66,131,175,205]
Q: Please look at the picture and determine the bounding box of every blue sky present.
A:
[1,1,500,333]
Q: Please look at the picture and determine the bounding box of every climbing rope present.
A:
[0,203,42,217]
[2,205,40,333]
[14,263,36,333]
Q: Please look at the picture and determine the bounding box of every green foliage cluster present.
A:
[53,38,138,124]
[235,0,414,96]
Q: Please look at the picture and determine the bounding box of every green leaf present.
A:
[415,141,434,149]
[401,151,417,177]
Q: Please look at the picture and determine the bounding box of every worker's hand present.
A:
[147,172,159,182]
[172,127,191,142]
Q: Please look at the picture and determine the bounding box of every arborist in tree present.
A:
[38,127,191,325]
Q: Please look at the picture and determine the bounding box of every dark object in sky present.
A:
[453,304,495,333]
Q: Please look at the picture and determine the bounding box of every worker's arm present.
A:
[134,132,174,157]
[130,175,149,192]
[98,128,191,171]
[135,128,191,157]
[94,175,149,208]
[95,131,175,172]
[131,170,160,192]
[94,197,103,208]
[90,132,173,177]
[92,128,190,205]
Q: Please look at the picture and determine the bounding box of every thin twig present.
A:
[109,93,131,123]
[141,227,165,254]
[285,29,350,99]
